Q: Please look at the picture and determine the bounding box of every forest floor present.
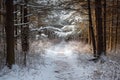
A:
[0,40,120,80]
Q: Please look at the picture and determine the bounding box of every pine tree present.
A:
[95,0,104,58]
[21,0,29,66]
[87,0,96,57]
[5,0,15,68]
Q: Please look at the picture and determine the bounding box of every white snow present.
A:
[55,31,74,38]
[0,40,120,80]
[61,25,76,32]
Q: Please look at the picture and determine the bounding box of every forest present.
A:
[0,0,120,80]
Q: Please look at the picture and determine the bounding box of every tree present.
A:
[21,0,29,66]
[95,0,104,58]
[115,0,119,51]
[103,0,106,55]
[87,0,96,57]
[109,0,114,51]
[5,0,15,68]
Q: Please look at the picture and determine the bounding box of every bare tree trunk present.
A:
[21,0,29,66]
[95,0,104,58]
[115,0,119,51]
[14,4,18,50]
[103,0,106,55]
[87,0,96,57]
[109,0,114,51]
[5,0,15,69]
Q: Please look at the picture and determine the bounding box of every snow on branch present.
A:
[13,10,20,14]
[25,14,33,17]
[14,22,30,26]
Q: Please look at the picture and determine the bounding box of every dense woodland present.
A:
[0,0,120,72]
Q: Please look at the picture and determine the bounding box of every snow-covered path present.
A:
[44,41,95,80]
[0,40,120,80]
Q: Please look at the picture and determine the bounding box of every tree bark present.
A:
[21,0,29,66]
[87,0,96,57]
[115,0,119,51]
[109,0,114,51]
[5,0,15,68]
[103,0,106,55]
[95,0,104,58]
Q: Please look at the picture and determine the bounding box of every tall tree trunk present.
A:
[14,4,18,50]
[103,0,106,55]
[21,0,29,66]
[87,0,96,57]
[115,0,119,51]
[95,0,104,58]
[109,0,114,51]
[5,0,15,68]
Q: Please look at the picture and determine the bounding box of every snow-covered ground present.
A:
[0,40,120,80]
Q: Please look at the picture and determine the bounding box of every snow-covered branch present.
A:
[14,22,30,26]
